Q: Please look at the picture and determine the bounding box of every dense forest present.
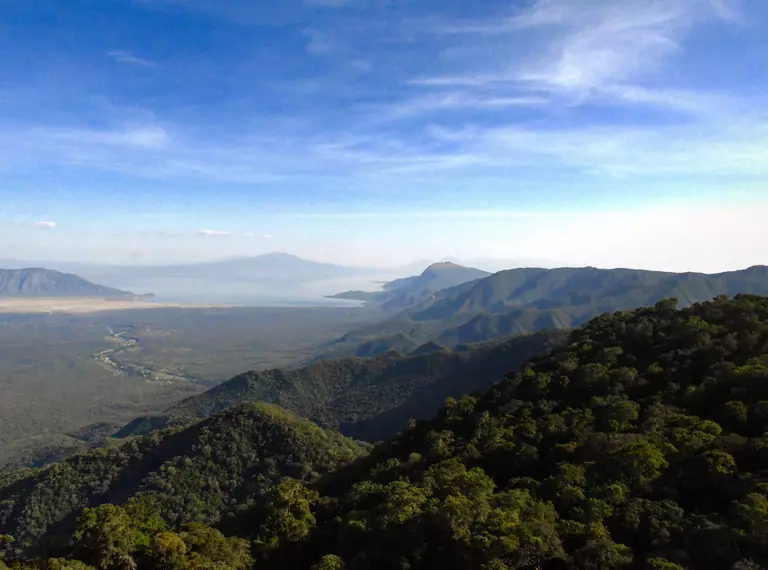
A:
[3,295,768,569]
[0,404,367,551]
[117,330,565,442]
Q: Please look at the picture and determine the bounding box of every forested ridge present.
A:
[328,265,768,358]
[0,404,367,551]
[3,295,768,569]
[117,330,565,442]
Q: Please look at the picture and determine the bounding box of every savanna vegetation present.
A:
[0,307,368,471]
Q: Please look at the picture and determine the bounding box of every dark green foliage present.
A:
[0,404,367,550]
[117,331,564,442]
[70,508,251,570]
[73,504,144,569]
[176,523,252,570]
[265,294,768,569]
[252,478,319,552]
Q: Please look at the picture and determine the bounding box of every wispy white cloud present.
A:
[242,232,275,239]
[370,92,548,121]
[511,0,696,94]
[2,110,768,183]
[107,50,158,68]
[40,125,169,149]
[416,0,743,111]
[4,220,58,229]
[304,29,333,54]
[195,229,235,237]
[414,119,768,177]
[195,230,273,239]
[285,210,578,220]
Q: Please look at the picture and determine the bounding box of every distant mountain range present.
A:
[116,330,565,443]
[0,268,136,298]
[326,264,768,357]
[1,253,373,284]
[101,253,370,283]
[1,253,559,290]
[391,257,564,274]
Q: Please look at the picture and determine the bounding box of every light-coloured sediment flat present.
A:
[0,298,224,314]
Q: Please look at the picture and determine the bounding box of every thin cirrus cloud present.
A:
[195,230,235,237]
[107,50,158,67]
[4,220,58,230]
[195,230,273,239]
[3,115,768,184]
[417,0,743,106]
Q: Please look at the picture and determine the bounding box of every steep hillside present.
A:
[117,331,565,442]
[331,265,768,356]
[0,403,367,550]
[0,268,133,298]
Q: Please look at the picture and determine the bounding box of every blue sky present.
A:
[1,0,766,270]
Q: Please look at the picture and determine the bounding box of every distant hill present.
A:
[328,265,768,356]
[328,262,490,312]
[116,330,565,442]
[0,402,367,548]
[382,261,489,293]
[0,268,134,298]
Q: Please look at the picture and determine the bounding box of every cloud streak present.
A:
[417,0,743,110]
[1,110,768,184]
[107,50,158,68]
[196,229,235,237]
[195,230,273,239]
[4,220,58,229]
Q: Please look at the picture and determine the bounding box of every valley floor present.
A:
[0,305,369,471]
[0,297,221,314]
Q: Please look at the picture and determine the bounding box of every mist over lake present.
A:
[81,274,387,306]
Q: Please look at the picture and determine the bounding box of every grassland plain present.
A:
[0,306,369,471]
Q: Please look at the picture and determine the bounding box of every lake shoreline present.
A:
[0,297,364,315]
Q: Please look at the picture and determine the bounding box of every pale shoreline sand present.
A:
[0,298,226,314]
